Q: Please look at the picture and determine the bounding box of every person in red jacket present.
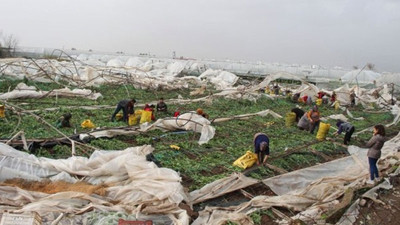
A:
[143,104,156,121]
[330,91,337,103]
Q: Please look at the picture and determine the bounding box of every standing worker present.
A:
[111,99,136,122]
[350,91,356,107]
[307,105,321,134]
[334,120,355,145]
[253,133,270,166]
[330,91,337,103]
[365,125,386,184]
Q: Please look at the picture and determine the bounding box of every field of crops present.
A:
[1,78,399,196]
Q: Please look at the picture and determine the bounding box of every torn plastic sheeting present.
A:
[140,113,215,145]
[0,143,190,224]
[336,199,360,225]
[262,153,367,196]
[79,129,140,140]
[199,69,239,90]
[193,133,400,225]
[0,83,102,100]
[362,179,393,205]
[212,109,282,123]
[251,72,305,91]
[386,104,400,127]
[192,209,253,225]
[0,144,60,182]
[189,173,259,205]
[346,109,364,121]
[40,211,175,225]
[321,114,349,122]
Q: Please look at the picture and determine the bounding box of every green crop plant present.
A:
[1,77,399,191]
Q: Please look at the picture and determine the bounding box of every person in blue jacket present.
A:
[253,133,270,166]
[334,120,355,145]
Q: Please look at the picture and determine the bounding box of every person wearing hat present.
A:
[111,99,136,122]
[334,120,355,145]
[253,133,270,166]
[306,105,320,134]
[196,108,209,119]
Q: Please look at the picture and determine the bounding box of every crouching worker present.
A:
[297,113,310,131]
[291,107,305,122]
[196,108,209,119]
[111,99,136,122]
[56,113,72,128]
[143,104,156,121]
[157,97,168,112]
[334,120,355,145]
[307,105,320,134]
[253,133,270,166]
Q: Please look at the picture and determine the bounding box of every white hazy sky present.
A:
[1,0,400,72]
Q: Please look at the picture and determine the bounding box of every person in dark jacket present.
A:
[156,98,168,112]
[292,93,300,103]
[291,108,305,122]
[56,113,72,128]
[334,120,355,145]
[365,124,386,184]
[111,99,136,122]
[350,91,356,107]
[253,133,270,166]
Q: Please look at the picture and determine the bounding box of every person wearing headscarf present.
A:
[334,120,355,145]
[306,105,320,134]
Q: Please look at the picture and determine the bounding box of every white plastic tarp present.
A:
[199,69,239,90]
[140,113,216,145]
[0,83,102,100]
[0,143,190,224]
[341,69,381,84]
[193,132,400,225]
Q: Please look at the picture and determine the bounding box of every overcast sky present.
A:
[1,0,399,72]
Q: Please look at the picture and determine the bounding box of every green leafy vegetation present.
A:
[1,78,399,191]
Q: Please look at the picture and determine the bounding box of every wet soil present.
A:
[354,176,400,225]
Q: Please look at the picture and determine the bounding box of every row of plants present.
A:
[1,78,399,193]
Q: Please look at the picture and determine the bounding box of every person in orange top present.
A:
[307,105,321,134]
[196,108,209,119]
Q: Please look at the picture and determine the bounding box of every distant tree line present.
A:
[0,31,19,58]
